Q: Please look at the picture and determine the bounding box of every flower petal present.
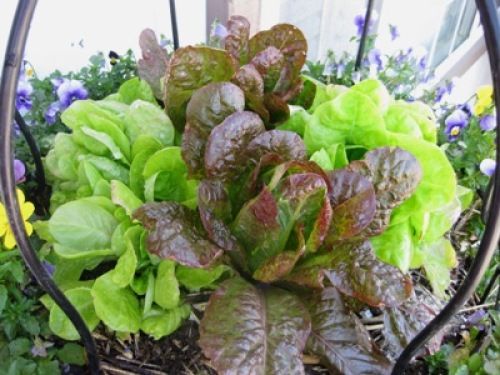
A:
[4,230,16,249]
[21,201,35,220]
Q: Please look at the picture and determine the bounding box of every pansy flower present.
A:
[211,23,228,40]
[16,79,33,112]
[474,85,493,116]
[444,109,469,141]
[479,114,496,131]
[14,159,26,184]
[56,79,88,109]
[480,158,496,177]
[44,101,61,125]
[389,24,399,40]
[0,189,34,249]
[367,48,383,70]
[354,14,374,36]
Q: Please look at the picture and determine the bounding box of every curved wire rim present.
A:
[0,0,498,374]
[392,0,500,371]
[0,0,100,373]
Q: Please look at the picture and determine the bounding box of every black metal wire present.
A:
[169,0,179,50]
[392,0,500,372]
[15,110,49,215]
[354,0,375,71]
[0,1,100,373]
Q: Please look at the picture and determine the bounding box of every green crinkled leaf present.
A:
[276,105,311,136]
[142,146,198,203]
[80,155,130,185]
[413,239,457,298]
[176,264,230,291]
[199,277,310,375]
[205,111,265,181]
[384,101,437,143]
[111,180,143,216]
[323,241,412,307]
[305,288,392,375]
[110,236,137,288]
[351,79,391,113]
[91,272,141,333]
[129,143,162,199]
[45,134,85,182]
[49,287,99,340]
[124,99,174,146]
[371,220,414,272]
[164,46,237,130]
[134,202,224,268]
[49,199,118,251]
[141,305,191,340]
[118,77,156,104]
[154,260,180,310]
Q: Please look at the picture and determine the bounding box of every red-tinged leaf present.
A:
[264,92,290,124]
[199,277,310,375]
[232,187,287,271]
[304,288,392,375]
[248,24,307,98]
[186,82,245,134]
[225,15,251,65]
[325,169,376,242]
[182,82,245,176]
[253,227,305,283]
[181,123,207,177]
[290,79,316,110]
[383,287,444,358]
[246,130,307,164]
[232,64,270,124]
[324,241,413,307]
[137,29,169,99]
[350,147,422,237]
[363,147,422,210]
[268,160,332,193]
[283,265,325,289]
[204,111,265,182]
[164,46,236,130]
[133,202,223,268]
[250,46,285,92]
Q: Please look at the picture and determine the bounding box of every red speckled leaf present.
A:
[304,288,392,375]
[182,82,245,176]
[204,111,265,182]
[246,130,307,164]
[232,64,270,124]
[137,29,169,99]
[199,277,310,375]
[164,46,236,130]
[324,241,412,307]
[224,15,251,65]
[325,169,376,243]
[134,202,223,268]
[264,92,290,124]
[383,286,444,358]
[250,46,285,92]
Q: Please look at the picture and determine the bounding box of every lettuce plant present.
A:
[134,70,430,372]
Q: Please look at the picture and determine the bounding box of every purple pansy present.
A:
[51,77,65,93]
[56,79,88,109]
[354,14,373,36]
[444,109,469,141]
[42,260,56,276]
[479,114,496,131]
[459,103,472,118]
[480,158,496,177]
[16,80,33,112]
[14,159,26,183]
[44,101,61,125]
[418,56,427,71]
[367,48,383,70]
[212,23,228,39]
[389,24,400,40]
[434,86,448,103]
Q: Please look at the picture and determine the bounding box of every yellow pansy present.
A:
[0,189,34,249]
[474,85,493,116]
